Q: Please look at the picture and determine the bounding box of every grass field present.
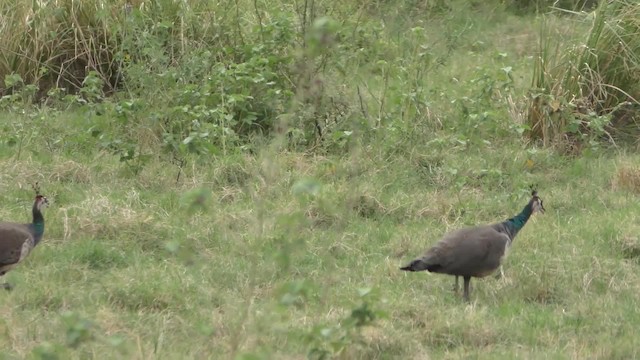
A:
[0,1,639,359]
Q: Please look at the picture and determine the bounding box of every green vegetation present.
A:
[528,0,640,149]
[0,0,639,358]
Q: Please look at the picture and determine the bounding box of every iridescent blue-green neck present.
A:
[504,202,533,239]
[32,203,45,245]
[33,221,45,234]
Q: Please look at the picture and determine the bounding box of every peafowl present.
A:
[400,189,545,301]
[0,184,49,290]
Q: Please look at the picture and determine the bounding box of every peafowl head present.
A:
[530,188,545,214]
[32,182,49,211]
[35,195,49,210]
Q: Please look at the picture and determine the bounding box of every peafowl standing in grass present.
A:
[400,189,545,302]
[0,184,49,290]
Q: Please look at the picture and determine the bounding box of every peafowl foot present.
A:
[1,283,13,291]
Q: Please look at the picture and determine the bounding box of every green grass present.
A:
[2,134,640,359]
[1,1,640,359]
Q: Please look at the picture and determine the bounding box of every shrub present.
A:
[527,0,640,151]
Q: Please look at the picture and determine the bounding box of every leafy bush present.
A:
[1,0,555,166]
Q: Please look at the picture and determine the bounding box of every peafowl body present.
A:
[400,190,545,301]
[0,192,49,290]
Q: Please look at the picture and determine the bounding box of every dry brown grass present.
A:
[611,162,640,193]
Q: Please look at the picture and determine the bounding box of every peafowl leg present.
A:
[463,276,471,302]
[0,272,10,291]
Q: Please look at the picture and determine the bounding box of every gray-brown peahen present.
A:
[400,189,545,301]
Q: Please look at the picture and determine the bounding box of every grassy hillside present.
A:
[0,1,639,359]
